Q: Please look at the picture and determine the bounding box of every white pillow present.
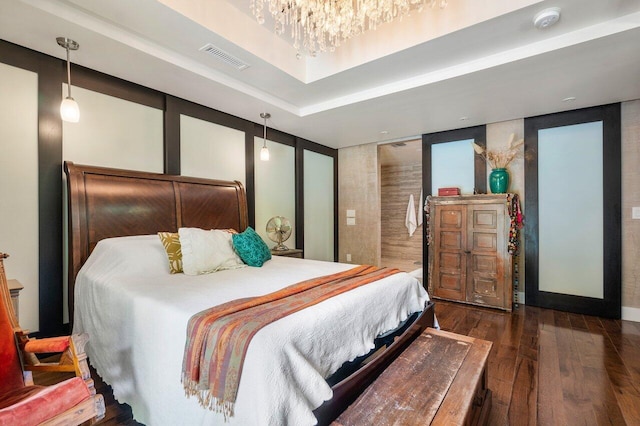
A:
[178,228,245,275]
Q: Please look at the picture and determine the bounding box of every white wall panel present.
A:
[180,115,245,184]
[254,138,296,249]
[304,150,334,261]
[0,63,39,331]
[62,85,163,171]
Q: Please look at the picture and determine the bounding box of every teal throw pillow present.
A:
[232,227,272,267]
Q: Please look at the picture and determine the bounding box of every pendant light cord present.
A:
[66,45,72,98]
[263,115,267,148]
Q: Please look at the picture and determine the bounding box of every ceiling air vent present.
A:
[199,43,250,71]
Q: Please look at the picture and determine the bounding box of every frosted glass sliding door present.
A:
[431,139,475,195]
[538,122,603,298]
[304,150,334,261]
[254,138,296,249]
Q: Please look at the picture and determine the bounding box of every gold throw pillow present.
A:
[158,232,183,274]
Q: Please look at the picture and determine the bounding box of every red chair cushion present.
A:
[23,336,70,353]
[0,377,91,426]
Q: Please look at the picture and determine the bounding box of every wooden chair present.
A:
[0,252,105,425]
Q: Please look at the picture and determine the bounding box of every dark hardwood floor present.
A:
[35,301,640,425]
[436,300,640,425]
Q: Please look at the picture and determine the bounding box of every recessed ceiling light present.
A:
[562,96,576,102]
[533,8,561,29]
[459,116,468,121]
[380,130,389,135]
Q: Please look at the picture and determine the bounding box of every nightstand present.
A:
[271,248,303,259]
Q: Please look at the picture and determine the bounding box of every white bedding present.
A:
[73,235,429,425]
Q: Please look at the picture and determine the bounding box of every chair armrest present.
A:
[20,333,95,394]
[23,336,70,353]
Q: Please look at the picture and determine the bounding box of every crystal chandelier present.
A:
[250,0,449,56]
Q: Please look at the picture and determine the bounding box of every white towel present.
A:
[417,189,423,226]
[405,194,417,237]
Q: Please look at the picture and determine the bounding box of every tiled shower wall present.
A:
[338,144,381,266]
[380,163,423,269]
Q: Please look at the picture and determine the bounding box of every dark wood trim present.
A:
[37,52,65,337]
[167,96,249,132]
[602,103,622,318]
[333,153,339,262]
[71,65,165,110]
[164,96,181,174]
[524,103,621,319]
[252,122,297,147]
[295,140,305,251]
[421,125,487,284]
[298,138,339,157]
[245,130,256,229]
[0,40,46,72]
[523,117,540,310]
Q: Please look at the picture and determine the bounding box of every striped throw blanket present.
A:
[181,265,400,418]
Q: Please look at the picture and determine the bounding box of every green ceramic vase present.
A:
[489,168,509,194]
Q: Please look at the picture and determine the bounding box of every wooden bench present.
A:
[332,328,492,425]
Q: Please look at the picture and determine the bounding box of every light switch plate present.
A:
[346,217,356,226]
[346,209,356,218]
[633,207,640,219]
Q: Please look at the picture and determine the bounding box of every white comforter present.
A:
[74,235,429,425]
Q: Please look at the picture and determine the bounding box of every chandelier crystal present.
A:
[251,0,448,56]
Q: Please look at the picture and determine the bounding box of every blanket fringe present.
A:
[183,375,235,420]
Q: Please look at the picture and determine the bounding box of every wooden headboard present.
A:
[64,161,248,320]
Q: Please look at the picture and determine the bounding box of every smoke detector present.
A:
[533,8,561,29]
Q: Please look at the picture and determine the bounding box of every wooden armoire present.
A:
[427,194,514,311]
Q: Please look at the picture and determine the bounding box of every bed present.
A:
[64,161,435,425]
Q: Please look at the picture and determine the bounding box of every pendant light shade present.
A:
[260,112,271,161]
[57,37,80,123]
[60,97,80,123]
[260,145,270,161]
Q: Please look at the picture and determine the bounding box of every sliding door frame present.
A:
[524,103,621,318]
[422,125,487,283]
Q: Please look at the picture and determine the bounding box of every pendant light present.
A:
[57,37,80,123]
[260,113,271,161]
